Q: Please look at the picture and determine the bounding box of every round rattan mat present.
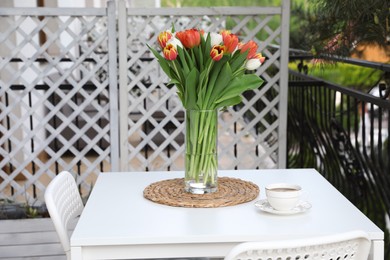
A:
[143,177,259,208]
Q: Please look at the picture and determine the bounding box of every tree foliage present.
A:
[291,0,390,57]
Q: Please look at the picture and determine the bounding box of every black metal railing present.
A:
[287,55,390,257]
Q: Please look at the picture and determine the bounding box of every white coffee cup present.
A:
[265,183,302,211]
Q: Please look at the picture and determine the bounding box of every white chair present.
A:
[224,231,371,260]
[45,171,84,260]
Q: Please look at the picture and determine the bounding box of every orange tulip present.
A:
[176,29,201,49]
[163,43,178,60]
[221,31,239,54]
[240,40,258,59]
[220,30,231,37]
[157,31,173,49]
[210,45,225,61]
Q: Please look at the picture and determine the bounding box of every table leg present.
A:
[369,240,384,260]
[71,246,83,260]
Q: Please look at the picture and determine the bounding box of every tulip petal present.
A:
[163,43,178,60]
[245,58,261,70]
[210,45,225,61]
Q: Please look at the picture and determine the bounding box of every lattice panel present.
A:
[121,7,286,171]
[0,9,112,203]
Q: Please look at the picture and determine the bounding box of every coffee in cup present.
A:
[265,183,302,211]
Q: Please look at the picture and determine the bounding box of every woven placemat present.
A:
[143,177,259,208]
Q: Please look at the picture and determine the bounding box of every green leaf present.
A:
[177,91,184,104]
[193,46,203,72]
[200,33,207,55]
[184,48,195,70]
[203,34,212,64]
[207,62,233,107]
[190,49,197,68]
[214,74,263,104]
[230,51,248,72]
[201,35,213,71]
[169,79,184,94]
[177,47,190,75]
[196,69,210,108]
[206,56,229,92]
[148,44,172,78]
[184,67,199,109]
[215,96,242,108]
[173,59,186,85]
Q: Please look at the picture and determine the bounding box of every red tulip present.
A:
[240,40,258,59]
[210,45,225,61]
[221,30,239,54]
[175,29,201,49]
[157,31,173,49]
[163,43,178,60]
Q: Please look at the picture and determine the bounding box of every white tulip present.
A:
[209,32,222,46]
[245,58,261,70]
[167,37,183,49]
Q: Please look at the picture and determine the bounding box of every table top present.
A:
[71,169,383,248]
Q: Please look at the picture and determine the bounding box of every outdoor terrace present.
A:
[0,0,389,259]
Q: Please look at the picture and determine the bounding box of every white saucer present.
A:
[254,199,312,215]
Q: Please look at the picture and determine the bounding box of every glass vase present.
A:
[185,109,218,194]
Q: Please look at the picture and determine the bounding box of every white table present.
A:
[70,169,384,260]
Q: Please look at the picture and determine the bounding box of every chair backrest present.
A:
[224,231,371,260]
[45,171,84,260]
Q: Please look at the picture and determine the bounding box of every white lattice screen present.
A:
[0,4,118,203]
[0,0,290,203]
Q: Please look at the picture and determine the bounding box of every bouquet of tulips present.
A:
[149,28,265,110]
[148,27,265,193]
